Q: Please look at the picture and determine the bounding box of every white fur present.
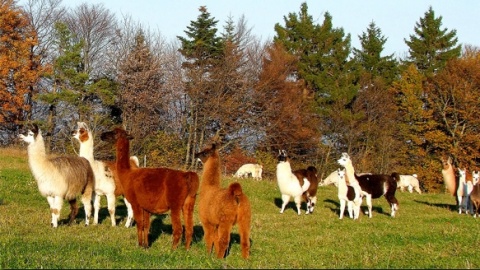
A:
[398,174,422,194]
[19,127,93,227]
[457,168,473,214]
[276,150,310,215]
[73,122,134,227]
[234,163,263,180]
[337,168,362,219]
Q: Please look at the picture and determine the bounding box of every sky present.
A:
[58,0,479,58]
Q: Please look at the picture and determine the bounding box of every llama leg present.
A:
[67,199,78,225]
[365,195,372,218]
[47,196,62,228]
[81,193,92,226]
[293,196,302,215]
[280,194,290,214]
[237,205,251,259]
[215,223,233,259]
[106,193,117,226]
[170,208,183,250]
[182,196,196,250]
[347,201,353,219]
[339,199,346,219]
[124,197,134,228]
[142,210,151,248]
[457,195,463,214]
[93,194,101,225]
[202,222,215,255]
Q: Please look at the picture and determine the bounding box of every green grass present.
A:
[1,147,479,269]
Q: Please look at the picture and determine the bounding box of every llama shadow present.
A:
[273,197,307,213]
[414,199,457,212]
[323,198,388,217]
[148,215,205,248]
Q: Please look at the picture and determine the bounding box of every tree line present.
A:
[2,0,479,192]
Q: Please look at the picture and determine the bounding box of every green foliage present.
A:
[143,131,186,169]
[1,147,480,268]
[404,6,461,76]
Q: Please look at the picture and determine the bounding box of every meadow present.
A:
[0,147,479,269]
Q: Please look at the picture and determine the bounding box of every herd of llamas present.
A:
[16,122,480,260]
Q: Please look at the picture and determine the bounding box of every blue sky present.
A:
[59,0,479,58]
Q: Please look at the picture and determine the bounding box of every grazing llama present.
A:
[398,174,422,194]
[336,168,362,219]
[276,150,310,215]
[72,121,135,227]
[234,163,263,180]
[470,171,480,217]
[101,127,199,250]
[293,166,319,214]
[337,152,399,218]
[19,124,94,227]
[195,143,251,259]
[457,168,474,214]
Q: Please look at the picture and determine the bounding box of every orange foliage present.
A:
[0,0,42,125]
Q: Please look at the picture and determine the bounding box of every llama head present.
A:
[100,127,133,143]
[18,124,40,144]
[337,153,351,168]
[194,143,218,164]
[277,150,288,163]
[337,168,346,178]
[473,171,480,185]
[441,156,453,170]
[72,122,90,143]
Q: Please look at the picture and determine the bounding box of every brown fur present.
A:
[101,127,199,250]
[470,182,480,217]
[293,166,319,214]
[195,143,251,259]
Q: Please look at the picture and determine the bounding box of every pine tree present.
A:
[353,21,398,84]
[404,6,461,76]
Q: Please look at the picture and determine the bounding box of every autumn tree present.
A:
[350,22,400,173]
[0,0,42,144]
[117,30,165,157]
[404,6,461,76]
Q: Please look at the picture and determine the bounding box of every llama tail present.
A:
[228,182,244,198]
[186,171,200,198]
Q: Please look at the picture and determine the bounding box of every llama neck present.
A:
[78,132,94,162]
[343,161,358,185]
[116,137,131,171]
[26,134,50,182]
[337,174,348,194]
[201,154,221,188]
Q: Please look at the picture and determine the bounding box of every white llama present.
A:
[72,122,134,227]
[276,150,310,215]
[19,124,94,227]
[337,168,362,219]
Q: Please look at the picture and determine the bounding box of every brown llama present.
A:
[194,143,252,259]
[100,127,199,250]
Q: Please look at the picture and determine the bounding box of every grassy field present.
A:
[1,147,479,269]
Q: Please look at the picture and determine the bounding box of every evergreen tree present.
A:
[353,21,398,84]
[404,6,461,76]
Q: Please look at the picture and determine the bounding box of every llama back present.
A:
[49,156,95,200]
[185,171,200,197]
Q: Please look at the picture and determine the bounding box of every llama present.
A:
[101,127,199,250]
[457,168,474,214]
[470,171,480,218]
[18,124,94,227]
[293,166,319,214]
[441,156,457,196]
[319,170,371,187]
[234,163,263,180]
[336,168,362,219]
[337,152,399,218]
[194,143,251,259]
[276,150,310,215]
[398,174,422,194]
[72,121,135,227]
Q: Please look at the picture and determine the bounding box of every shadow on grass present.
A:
[273,197,307,214]
[323,198,389,217]
[414,199,457,212]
